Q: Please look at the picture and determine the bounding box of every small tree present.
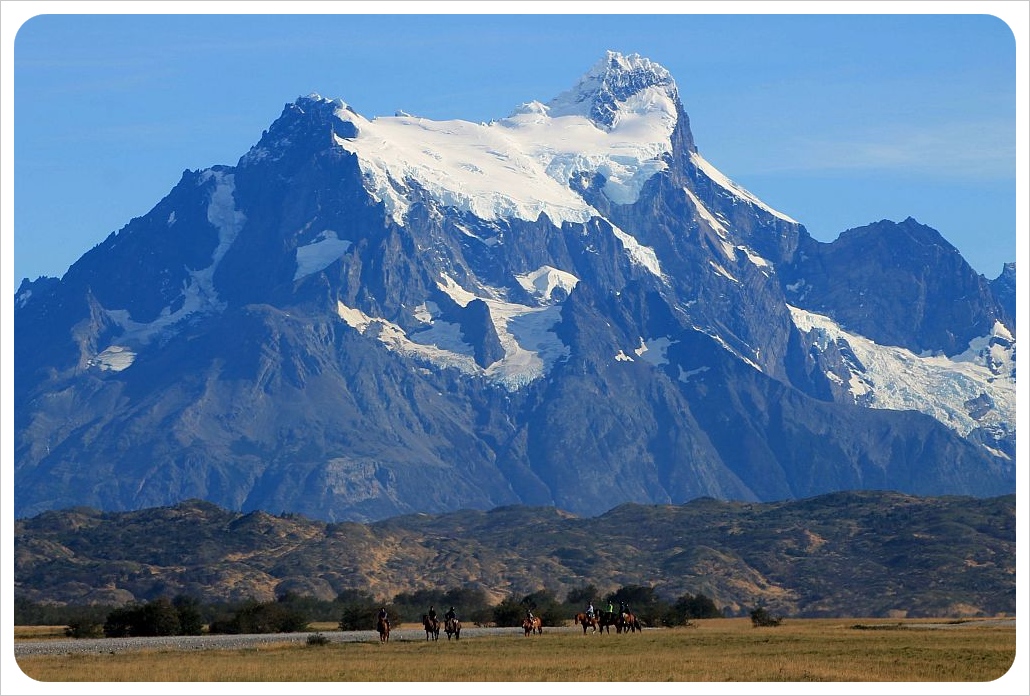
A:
[173,595,204,636]
[662,592,722,626]
[103,598,181,638]
[209,599,309,634]
[607,584,668,627]
[336,591,380,631]
[564,583,599,608]
[749,603,782,627]
[64,620,104,639]
[307,632,330,646]
[521,590,564,627]
[492,596,525,627]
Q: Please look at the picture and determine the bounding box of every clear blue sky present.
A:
[5,6,1024,294]
[2,8,1028,695]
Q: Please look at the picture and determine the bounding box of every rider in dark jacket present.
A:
[445,606,457,623]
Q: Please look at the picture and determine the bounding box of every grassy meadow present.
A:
[13,618,1016,683]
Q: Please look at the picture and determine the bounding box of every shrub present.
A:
[338,598,381,631]
[750,604,782,627]
[606,584,670,627]
[173,595,205,636]
[208,599,309,634]
[564,584,600,608]
[307,632,330,646]
[64,620,104,639]
[492,596,525,627]
[103,598,181,637]
[662,592,722,626]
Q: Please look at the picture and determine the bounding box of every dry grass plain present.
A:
[14,618,1016,683]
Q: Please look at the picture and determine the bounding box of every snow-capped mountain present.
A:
[14,51,1015,522]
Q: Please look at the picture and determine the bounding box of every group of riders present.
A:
[583,600,632,623]
[376,600,632,630]
[528,600,631,624]
[377,604,459,631]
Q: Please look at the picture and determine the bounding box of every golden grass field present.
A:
[13,617,1016,683]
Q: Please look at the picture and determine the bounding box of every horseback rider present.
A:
[445,606,457,623]
[377,606,390,630]
[586,602,595,619]
[428,605,438,623]
[606,600,615,620]
[526,608,535,623]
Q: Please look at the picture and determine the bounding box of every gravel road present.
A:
[14,626,580,657]
[16,619,1013,658]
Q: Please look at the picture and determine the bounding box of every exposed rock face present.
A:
[13,53,1014,522]
[781,217,1007,357]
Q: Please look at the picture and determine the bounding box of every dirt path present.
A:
[14,625,580,657]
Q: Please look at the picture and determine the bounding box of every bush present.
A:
[750,604,782,627]
[173,595,204,636]
[492,596,525,627]
[662,592,722,626]
[103,598,181,637]
[337,592,381,631]
[64,620,104,639]
[564,584,599,608]
[606,584,669,628]
[15,598,111,628]
[521,590,564,627]
[306,632,330,646]
[390,585,492,624]
[208,599,309,634]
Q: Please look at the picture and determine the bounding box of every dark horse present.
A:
[522,616,543,636]
[617,612,642,634]
[598,611,618,635]
[422,614,440,641]
[575,612,599,634]
[377,617,390,643]
[445,617,462,640]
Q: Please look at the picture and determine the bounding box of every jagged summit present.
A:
[546,51,680,129]
[246,52,685,227]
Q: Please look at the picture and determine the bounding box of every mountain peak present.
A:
[546,51,680,129]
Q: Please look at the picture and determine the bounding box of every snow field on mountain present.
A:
[294,230,353,280]
[334,267,572,390]
[329,80,677,229]
[789,306,1015,449]
[690,151,797,224]
[98,170,246,363]
[514,265,580,302]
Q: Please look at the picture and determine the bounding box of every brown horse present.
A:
[522,616,543,636]
[445,617,461,640]
[575,612,599,634]
[422,614,440,641]
[617,612,641,634]
[377,617,390,643]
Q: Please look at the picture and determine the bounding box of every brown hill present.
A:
[14,491,1015,618]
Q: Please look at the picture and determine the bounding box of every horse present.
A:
[422,614,440,641]
[445,617,461,640]
[522,616,543,636]
[617,612,641,634]
[574,612,598,634]
[598,611,618,635]
[376,617,390,643]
